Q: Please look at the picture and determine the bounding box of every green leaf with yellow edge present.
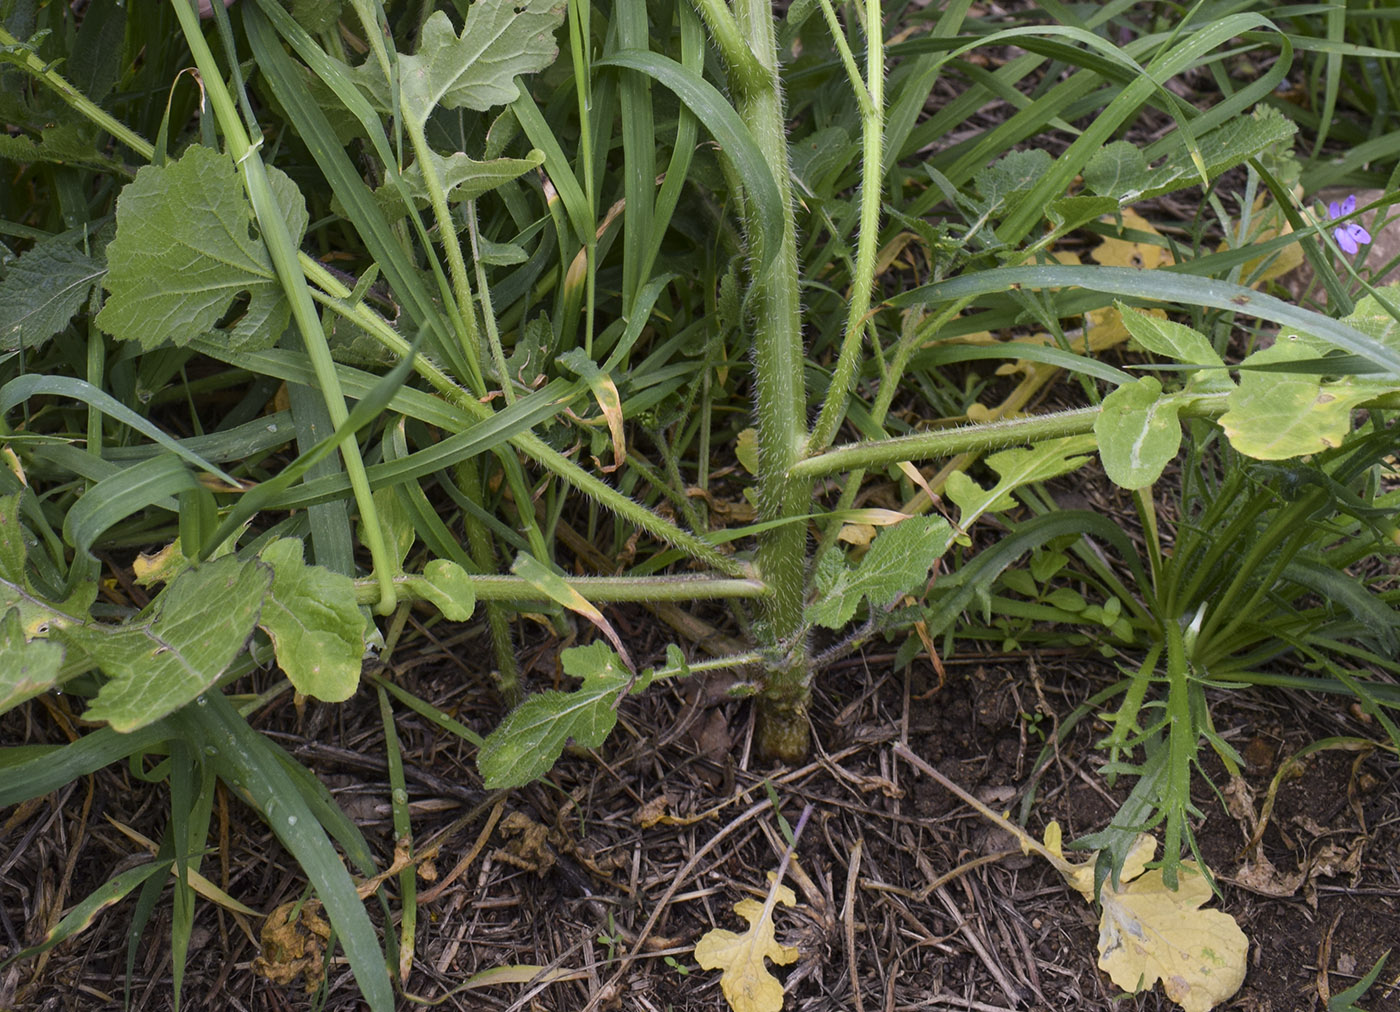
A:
[56,557,271,732]
[476,643,642,789]
[96,144,308,351]
[1042,822,1247,1012]
[1219,333,1393,460]
[694,884,799,1012]
[512,552,632,668]
[1219,288,1400,459]
[556,348,626,471]
[1095,377,1185,489]
[735,428,760,474]
[257,538,363,702]
[0,607,64,715]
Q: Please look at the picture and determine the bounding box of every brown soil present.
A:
[4,631,1398,1012]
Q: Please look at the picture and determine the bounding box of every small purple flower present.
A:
[1328,194,1372,255]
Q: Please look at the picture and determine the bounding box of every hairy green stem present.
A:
[794,396,1231,480]
[405,120,485,391]
[720,0,813,761]
[359,574,770,606]
[806,0,884,455]
[455,459,521,703]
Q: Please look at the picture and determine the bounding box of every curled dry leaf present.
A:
[1043,823,1248,1012]
[694,884,799,1012]
[253,899,331,992]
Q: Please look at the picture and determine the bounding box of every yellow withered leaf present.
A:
[1042,822,1248,1012]
[694,884,799,1012]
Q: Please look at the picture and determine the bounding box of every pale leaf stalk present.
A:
[567,0,598,357]
[807,0,883,455]
[0,26,155,160]
[171,0,399,613]
[404,119,486,390]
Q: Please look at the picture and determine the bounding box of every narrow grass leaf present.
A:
[174,693,394,1010]
[0,861,171,968]
[892,265,1400,374]
[598,50,784,272]
[0,375,240,485]
[0,721,175,807]
[62,454,200,560]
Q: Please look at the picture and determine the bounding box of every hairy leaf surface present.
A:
[97,145,307,351]
[361,2,565,128]
[59,558,270,731]
[0,235,104,353]
[477,643,643,789]
[808,516,951,629]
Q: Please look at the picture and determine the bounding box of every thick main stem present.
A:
[722,0,813,761]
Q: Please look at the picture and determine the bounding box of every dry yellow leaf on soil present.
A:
[1042,822,1248,1012]
[694,884,799,1012]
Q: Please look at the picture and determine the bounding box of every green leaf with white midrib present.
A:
[1095,377,1185,489]
[57,558,271,732]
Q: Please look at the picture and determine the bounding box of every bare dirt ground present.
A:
[4,609,1399,1011]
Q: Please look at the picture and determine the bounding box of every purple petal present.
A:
[1348,222,1372,246]
[1329,201,1343,220]
[1335,226,1359,255]
[1343,194,1357,215]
